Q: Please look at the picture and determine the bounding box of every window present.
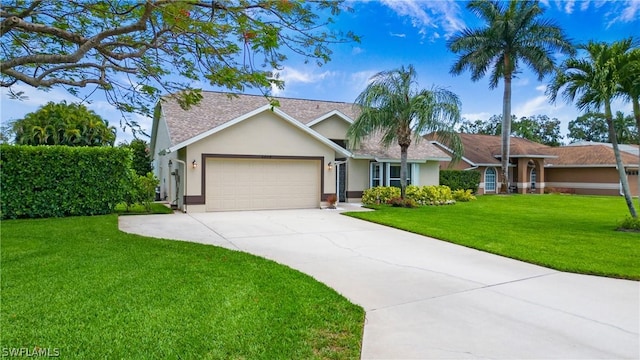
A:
[370,162,412,188]
[485,167,496,192]
[388,164,411,187]
[530,168,537,190]
[370,162,383,187]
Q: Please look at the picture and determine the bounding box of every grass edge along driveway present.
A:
[1,215,364,359]
[345,194,640,280]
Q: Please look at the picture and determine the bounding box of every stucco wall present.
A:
[545,167,623,195]
[418,161,440,186]
[185,111,337,197]
[309,115,351,140]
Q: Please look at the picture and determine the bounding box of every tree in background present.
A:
[12,101,116,146]
[1,1,358,134]
[548,39,637,218]
[460,114,562,146]
[567,112,609,143]
[448,0,574,193]
[119,139,153,176]
[348,65,462,199]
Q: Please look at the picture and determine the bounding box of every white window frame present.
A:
[370,162,383,188]
[485,167,497,192]
[386,163,412,187]
[530,168,537,190]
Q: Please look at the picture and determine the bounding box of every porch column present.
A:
[535,159,545,194]
[517,158,529,194]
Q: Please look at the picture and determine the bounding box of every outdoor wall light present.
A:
[327,162,333,170]
[192,160,198,169]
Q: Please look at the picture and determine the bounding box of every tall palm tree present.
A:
[548,40,637,218]
[616,40,640,208]
[448,0,574,193]
[347,64,462,199]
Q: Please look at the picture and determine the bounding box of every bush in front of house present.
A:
[452,189,477,202]
[387,197,418,208]
[440,169,481,193]
[122,172,160,212]
[361,186,402,205]
[617,216,640,232]
[1,145,132,219]
[362,185,455,206]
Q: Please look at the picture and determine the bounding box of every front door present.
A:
[337,162,347,202]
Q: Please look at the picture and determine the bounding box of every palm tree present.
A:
[616,40,640,208]
[347,64,462,199]
[448,0,574,193]
[548,40,637,218]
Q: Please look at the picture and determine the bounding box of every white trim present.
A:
[484,167,497,192]
[429,140,477,166]
[306,110,353,127]
[545,182,621,190]
[545,164,638,169]
[165,105,351,157]
[412,163,420,185]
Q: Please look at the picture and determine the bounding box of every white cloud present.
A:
[390,32,406,38]
[613,0,640,23]
[461,111,492,121]
[270,67,336,96]
[351,47,364,55]
[564,0,575,14]
[380,0,464,40]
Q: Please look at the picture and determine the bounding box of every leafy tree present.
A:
[459,115,503,135]
[347,64,462,199]
[512,115,562,146]
[548,39,637,218]
[12,101,116,146]
[612,111,638,144]
[567,112,609,143]
[448,0,574,193]
[120,139,153,176]
[1,1,358,133]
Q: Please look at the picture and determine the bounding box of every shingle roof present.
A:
[160,91,358,146]
[426,133,555,165]
[159,91,451,161]
[546,145,639,167]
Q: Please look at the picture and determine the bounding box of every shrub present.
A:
[123,172,160,212]
[617,217,640,232]
[452,189,477,202]
[363,185,455,206]
[361,186,401,205]
[1,145,132,219]
[387,197,418,208]
[440,170,480,193]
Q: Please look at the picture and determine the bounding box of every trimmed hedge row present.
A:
[440,170,481,193]
[1,145,132,219]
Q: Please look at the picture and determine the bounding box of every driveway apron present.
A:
[119,209,639,359]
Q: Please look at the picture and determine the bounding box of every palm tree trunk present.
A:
[606,102,637,218]
[633,98,640,210]
[400,144,408,199]
[500,73,512,194]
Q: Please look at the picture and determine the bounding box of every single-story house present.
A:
[428,133,639,196]
[150,91,451,212]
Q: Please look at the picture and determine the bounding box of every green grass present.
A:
[114,202,174,214]
[345,194,640,280]
[1,215,364,359]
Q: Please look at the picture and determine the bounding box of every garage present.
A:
[205,157,321,211]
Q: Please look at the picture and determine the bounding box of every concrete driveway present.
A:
[119,208,639,359]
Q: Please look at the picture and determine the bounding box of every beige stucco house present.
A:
[150,91,451,212]
[428,133,639,196]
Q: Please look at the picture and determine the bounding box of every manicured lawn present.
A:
[345,195,640,280]
[1,215,364,359]
[115,202,174,214]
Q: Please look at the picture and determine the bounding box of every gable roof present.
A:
[158,91,359,147]
[156,91,451,162]
[426,133,556,166]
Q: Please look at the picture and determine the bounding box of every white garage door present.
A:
[206,158,321,211]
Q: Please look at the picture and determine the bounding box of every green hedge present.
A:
[1,145,132,219]
[440,170,481,193]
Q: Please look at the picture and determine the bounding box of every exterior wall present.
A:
[419,161,440,186]
[152,116,175,203]
[545,167,623,195]
[346,158,370,201]
[309,115,351,140]
[183,111,337,211]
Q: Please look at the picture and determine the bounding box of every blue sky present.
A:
[1,0,639,144]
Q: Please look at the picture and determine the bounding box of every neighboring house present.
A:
[429,133,639,196]
[150,91,451,212]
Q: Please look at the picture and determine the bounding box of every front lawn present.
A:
[1,215,364,359]
[345,195,640,280]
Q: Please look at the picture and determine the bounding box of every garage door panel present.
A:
[206,158,320,211]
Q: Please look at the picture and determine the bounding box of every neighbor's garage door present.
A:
[206,158,320,211]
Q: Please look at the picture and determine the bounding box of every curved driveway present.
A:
[119,208,639,359]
